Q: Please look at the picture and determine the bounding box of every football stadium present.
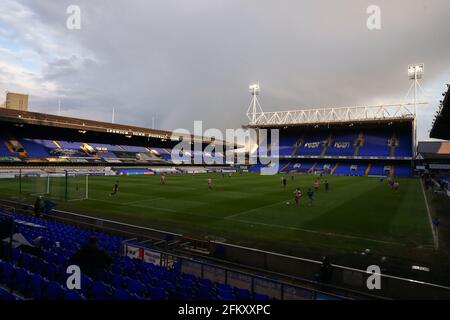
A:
[1,1,450,307]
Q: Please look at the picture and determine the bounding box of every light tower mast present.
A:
[246,83,263,125]
[405,64,426,156]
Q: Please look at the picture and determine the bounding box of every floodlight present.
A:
[249,83,260,95]
[408,64,424,80]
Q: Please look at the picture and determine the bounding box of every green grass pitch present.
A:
[0,172,434,260]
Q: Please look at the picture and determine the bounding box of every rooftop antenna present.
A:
[112,107,115,124]
[246,83,264,125]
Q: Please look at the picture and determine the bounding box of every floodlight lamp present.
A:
[408,64,424,80]
[249,83,260,95]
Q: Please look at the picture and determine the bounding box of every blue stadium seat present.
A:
[0,261,15,287]
[12,247,21,262]
[198,278,212,288]
[234,288,251,300]
[253,292,270,300]
[0,287,16,300]
[13,267,30,293]
[126,278,146,296]
[44,281,64,300]
[1,210,286,301]
[149,286,167,300]
[80,274,93,298]
[91,281,109,300]
[19,253,32,270]
[63,289,86,300]
[113,289,134,300]
[111,273,125,289]
[28,274,47,299]
[195,287,214,300]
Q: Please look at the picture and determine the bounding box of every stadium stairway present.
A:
[52,140,62,149]
[353,132,364,157]
[292,136,304,156]
[321,135,332,156]
[390,165,394,177]
[307,162,318,174]
[389,133,397,157]
[330,163,338,175]
[364,164,371,176]
[0,211,273,301]
[80,143,93,156]
[279,162,291,173]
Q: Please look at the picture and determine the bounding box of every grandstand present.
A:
[250,106,414,178]
[0,108,235,166]
[430,84,450,140]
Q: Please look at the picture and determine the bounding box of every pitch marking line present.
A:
[225,217,404,245]
[68,198,87,202]
[420,179,439,250]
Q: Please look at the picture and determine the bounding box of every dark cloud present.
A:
[1,0,449,140]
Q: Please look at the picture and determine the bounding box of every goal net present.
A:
[19,170,89,201]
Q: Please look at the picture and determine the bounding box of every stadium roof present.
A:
[430,85,450,140]
[417,141,450,160]
[0,108,235,148]
[246,103,417,128]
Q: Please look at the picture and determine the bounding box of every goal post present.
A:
[18,170,89,201]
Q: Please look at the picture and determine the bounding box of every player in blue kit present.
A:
[307,188,314,206]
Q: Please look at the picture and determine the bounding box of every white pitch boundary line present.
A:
[420,179,439,250]
[225,217,404,246]
[67,198,87,202]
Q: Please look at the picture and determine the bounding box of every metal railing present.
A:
[121,240,351,300]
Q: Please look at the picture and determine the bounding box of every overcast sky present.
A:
[0,0,449,141]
